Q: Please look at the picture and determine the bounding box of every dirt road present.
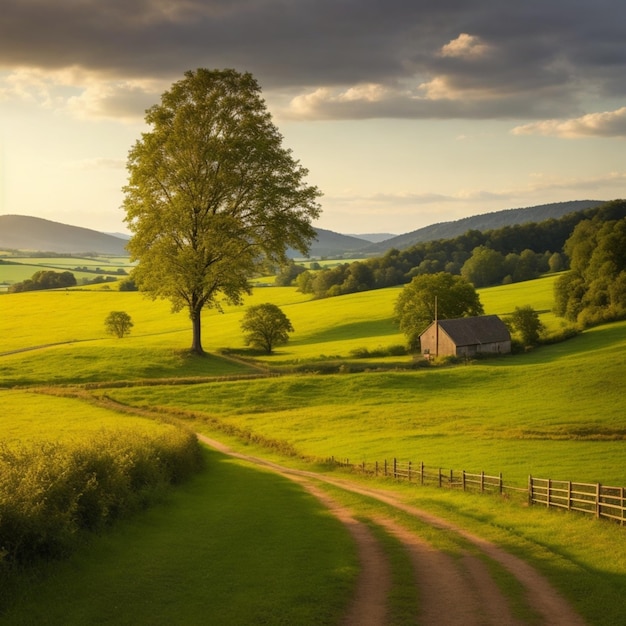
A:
[197,434,587,626]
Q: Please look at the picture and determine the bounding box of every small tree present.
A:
[506,305,544,346]
[241,303,293,354]
[105,311,134,338]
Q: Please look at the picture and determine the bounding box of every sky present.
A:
[1,1,626,236]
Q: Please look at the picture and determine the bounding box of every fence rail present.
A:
[529,477,626,525]
[328,457,625,527]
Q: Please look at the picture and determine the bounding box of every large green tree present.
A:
[394,272,484,350]
[123,69,321,354]
[554,214,626,326]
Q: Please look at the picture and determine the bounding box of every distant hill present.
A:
[292,228,374,258]
[347,233,397,243]
[0,200,610,258]
[362,200,606,253]
[0,215,128,255]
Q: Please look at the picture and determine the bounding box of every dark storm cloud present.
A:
[1,0,624,120]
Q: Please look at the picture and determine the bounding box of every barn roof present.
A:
[427,315,510,347]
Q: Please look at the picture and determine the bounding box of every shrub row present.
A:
[0,427,203,566]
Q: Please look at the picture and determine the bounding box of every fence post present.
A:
[499,472,503,495]
[547,479,551,508]
[393,458,397,479]
[480,471,485,493]
[375,461,378,477]
[622,487,625,526]
[462,470,466,491]
[528,475,533,506]
[567,481,572,511]
[408,460,412,482]
[420,461,424,485]
[596,483,601,519]
[384,459,387,477]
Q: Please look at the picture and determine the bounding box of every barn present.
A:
[419,315,511,358]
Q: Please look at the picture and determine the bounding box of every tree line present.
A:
[283,200,626,298]
[554,210,626,327]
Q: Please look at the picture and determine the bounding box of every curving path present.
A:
[197,434,588,626]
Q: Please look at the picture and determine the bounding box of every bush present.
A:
[0,427,203,566]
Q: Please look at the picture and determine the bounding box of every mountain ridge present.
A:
[0,200,608,257]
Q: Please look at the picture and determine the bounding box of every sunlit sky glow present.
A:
[1,1,625,236]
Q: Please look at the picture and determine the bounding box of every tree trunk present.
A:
[190,309,204,355]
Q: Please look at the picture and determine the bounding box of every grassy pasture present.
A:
[0,275,559,384]
[107,319,626,486]
[0,389,177,444]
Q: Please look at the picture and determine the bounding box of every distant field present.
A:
[0,255,134,289]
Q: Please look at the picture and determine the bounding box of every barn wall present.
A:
[419,326,457,357]
[457,340,511,356]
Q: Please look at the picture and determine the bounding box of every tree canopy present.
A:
[104,311,134,339]
[8,270,76,293]
[394,272,484,350]
[554,213,626,326]
[123,69,321,354]
[241,303,294,354]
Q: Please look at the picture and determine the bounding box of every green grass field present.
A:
[3,272,626,625]
[105,319,626,486]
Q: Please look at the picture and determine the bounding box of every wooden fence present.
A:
[529,477,626,525]
[328,457,625,526]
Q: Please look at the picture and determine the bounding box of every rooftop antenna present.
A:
[434,295,439,357]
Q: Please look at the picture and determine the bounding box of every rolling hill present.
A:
[0,215,128,255]
[0,199,609,257]
[361,200,606,253]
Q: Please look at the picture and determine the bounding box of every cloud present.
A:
[512,107,626,138]
[66,80,162,122]
[439,34,491,59]
[1,1,625,121]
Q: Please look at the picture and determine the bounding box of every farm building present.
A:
[419,315,511,358]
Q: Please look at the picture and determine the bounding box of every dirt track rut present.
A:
[197,434,587,626]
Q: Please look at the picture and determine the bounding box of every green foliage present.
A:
[0,428,203,566]
[394,272,484,349]
[505,305,545,346]
[117,276,138,291]
[240,303,293,353]
[461,245,507,287]
[8,270,76,293]
[554,208,626,326]
[274,261,306,286]
[123,68,321,354]
[104,311,134,338]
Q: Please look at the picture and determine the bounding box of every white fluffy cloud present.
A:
[512,107,626,138]
[439,33,491,59]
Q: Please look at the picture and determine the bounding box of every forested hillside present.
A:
[287,199,626,299]
[363,199,604,253]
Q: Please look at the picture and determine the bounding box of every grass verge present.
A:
[0,448,358,625]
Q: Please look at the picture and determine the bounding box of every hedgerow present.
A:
[0,427,203,566]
